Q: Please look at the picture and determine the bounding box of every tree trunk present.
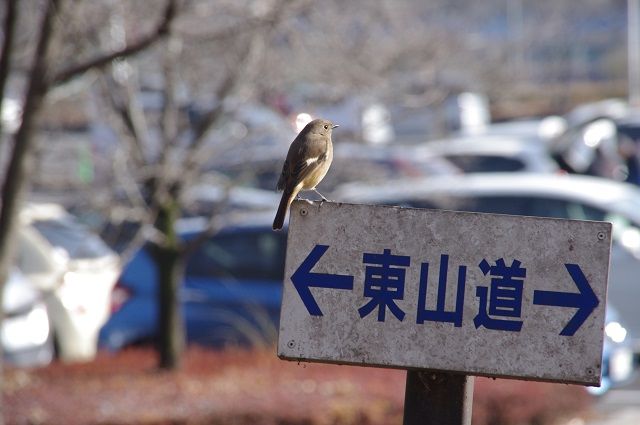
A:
[154,200,185,370]
[0,2,58,422]
[0,0,18,139]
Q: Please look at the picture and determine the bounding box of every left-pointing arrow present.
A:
[291,244,354,316]
[533,264,599,336]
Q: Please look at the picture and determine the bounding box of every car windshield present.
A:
[32,219,113,260]
[186,229,286,281]
[442,155,525,173]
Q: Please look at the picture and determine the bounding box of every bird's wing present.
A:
[276,160,288,191]
[289,134,328,186]
[278,133,328,191]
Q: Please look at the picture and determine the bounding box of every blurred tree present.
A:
[93,0,303,369]
[0,1,177,415]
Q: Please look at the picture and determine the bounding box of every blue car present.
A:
[99,214,287,350]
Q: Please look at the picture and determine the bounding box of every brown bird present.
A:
[272,118,338,230]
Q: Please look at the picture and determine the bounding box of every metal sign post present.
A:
[403,371,474,425]
[278,201,612,424]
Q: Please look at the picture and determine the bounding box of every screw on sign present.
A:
[278,201,612,425]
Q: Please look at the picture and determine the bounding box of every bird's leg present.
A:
[313,189,330,202]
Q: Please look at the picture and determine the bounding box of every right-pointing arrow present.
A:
[533,264,600,336]
[291,244,354,316]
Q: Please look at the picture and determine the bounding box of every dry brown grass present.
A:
[3,346,593,425]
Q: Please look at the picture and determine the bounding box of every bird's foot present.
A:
[313,189,331,203]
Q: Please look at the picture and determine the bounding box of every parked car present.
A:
[470,116,567,143]
[323,143,460,192]
[414,135,560,174]
[336,172,640,391]
[99,213,286,350]
[18,202,120,361]
[2,268,54,367]
[182,181,281,217]
[550,99,638,179]
[210,142,459,194]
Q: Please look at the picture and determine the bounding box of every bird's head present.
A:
[304,118,339,137]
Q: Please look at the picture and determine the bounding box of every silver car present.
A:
[3,268,54,367]
[413,135,560,174]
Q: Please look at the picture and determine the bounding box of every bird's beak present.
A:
[332,124,339,129]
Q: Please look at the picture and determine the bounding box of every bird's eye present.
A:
[324,125,329,129]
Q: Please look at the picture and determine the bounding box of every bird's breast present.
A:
[301,141,333,189]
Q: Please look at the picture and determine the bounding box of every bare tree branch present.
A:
[161,39,180,149]
[118,215,161,267]
[178,0,307,43]
[0,0,18,138]
[181,202,226,258]
[48,0,177,87]
[100,75,148,166]
[188,69,237,151]
[0,0,59,299]
[179,0,304,257]
[182,0,297,173]
[111,146,153,213]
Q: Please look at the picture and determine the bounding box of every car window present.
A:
[186,230,286,281]
[566,202,608,221]
[406,196,536,216]
[322,158,402,191]
[443,155,525,173]
[31,218,114,259]
[401,196,467,211]
[467,196,534,216]
[404,195,580,219]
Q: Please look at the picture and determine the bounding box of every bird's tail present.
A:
[273,188,294,230]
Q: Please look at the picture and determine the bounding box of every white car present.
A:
[414,135,560,174]
[17,203,120,361]
[3,268,54,367]
[470,116,567,142]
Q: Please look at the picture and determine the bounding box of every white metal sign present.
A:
[278,201,612,385]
